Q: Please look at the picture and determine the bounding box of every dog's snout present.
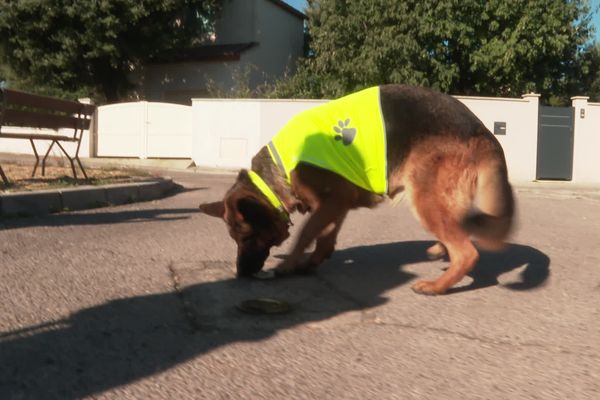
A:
[236,246,270,277]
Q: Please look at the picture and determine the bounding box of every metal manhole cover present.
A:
[236,298,292,315]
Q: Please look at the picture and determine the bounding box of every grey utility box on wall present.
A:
[494,122,506,135]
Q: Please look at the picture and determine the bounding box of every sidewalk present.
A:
[0,154,183,217]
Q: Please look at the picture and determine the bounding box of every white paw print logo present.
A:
[333,119,357,145]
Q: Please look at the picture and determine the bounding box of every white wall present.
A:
[571,97,600,183]
[192,98,323,169]
[456,94,540,182]
[96,103,145,158]
[5,91,597,185]
[191,94,541,183]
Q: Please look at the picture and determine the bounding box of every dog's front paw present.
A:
[411,280,447,296]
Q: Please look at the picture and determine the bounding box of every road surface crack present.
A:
[314,274,600,361]
[362,319,600,360]
[166,261,206,334]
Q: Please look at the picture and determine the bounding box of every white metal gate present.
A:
[97,101,192,158]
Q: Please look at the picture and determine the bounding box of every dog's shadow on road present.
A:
[0,241,549,399]
[316,240,551,297]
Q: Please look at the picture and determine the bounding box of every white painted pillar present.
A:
[521,93,541,182]
[570,96,599,183]
[78,97,95,158]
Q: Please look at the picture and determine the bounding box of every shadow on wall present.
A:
[0,241,549,398]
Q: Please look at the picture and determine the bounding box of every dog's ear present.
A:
[199,201,225,218]
[237,169,251,183]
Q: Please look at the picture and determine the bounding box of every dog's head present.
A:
[199,170,290,277]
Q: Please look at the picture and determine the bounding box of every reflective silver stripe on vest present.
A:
[268,141,285,173]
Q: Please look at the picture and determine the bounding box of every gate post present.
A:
[571,96,594,183]
[141,101,149,159]
[522,93,540,182]
[79,98,96,158]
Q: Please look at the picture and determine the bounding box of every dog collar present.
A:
[248,170,290,223]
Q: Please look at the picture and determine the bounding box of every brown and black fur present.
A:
[200,84,514,295]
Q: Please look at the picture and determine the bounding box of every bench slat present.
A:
[1,88,96,116]
[0,132,78,141]
[1,109,91,131]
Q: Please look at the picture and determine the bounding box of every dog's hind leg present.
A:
[412,234,478,295]
[406,156,479,295]
[409,195,479,295]
[426,242,447,260]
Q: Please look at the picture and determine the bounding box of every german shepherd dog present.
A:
[200,85,514,295]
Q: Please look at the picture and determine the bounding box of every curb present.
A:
[0,177,177,217]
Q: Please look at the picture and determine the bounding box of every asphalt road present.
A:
[1,171,599,399]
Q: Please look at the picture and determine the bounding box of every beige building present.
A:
[136,0,306,104]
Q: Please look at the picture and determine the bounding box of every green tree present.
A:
[276,0,595,102]
[0,43,18,87]
[0,0,222,102]
[575,42,600,101]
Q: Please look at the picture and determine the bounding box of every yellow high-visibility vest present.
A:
[268,86,387,194]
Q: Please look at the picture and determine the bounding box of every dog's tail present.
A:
[462,159,515,250]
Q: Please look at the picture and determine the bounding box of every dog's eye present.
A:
[236,222,252,235]
[241,235,255,245]
[242,235,267,248]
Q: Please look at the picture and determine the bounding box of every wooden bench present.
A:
[0,88,96,186]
